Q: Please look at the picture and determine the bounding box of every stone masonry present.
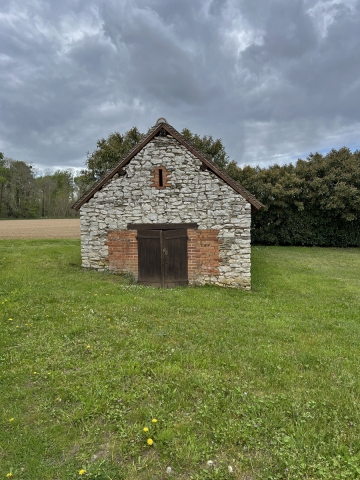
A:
[79,134,252,289]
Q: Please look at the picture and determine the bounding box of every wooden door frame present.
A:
[127,223,198,230]
[130,223,197,287]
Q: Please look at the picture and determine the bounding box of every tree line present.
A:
[0,153,79,218]
[2,129,360,247]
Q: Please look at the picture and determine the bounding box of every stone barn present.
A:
[72,119,262,289]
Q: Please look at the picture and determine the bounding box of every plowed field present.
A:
[0,219,80,239]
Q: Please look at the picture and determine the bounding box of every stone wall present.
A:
[80,135,252,289]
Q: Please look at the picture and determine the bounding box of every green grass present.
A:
[1,241,360,479]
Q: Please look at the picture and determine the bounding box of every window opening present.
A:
[150,166,171,189]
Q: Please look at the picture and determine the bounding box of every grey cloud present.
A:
[100,1,221,106]
[238,0,360,128]
[262,2,318,59]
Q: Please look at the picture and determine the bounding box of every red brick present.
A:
[108,230,138,276]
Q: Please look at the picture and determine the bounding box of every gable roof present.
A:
[72,120,264,211]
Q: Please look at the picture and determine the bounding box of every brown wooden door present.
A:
[137,230,163,287]
[163,229,188,288]
[137,229,188,288]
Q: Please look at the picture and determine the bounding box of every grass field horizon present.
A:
[1,240,360,479]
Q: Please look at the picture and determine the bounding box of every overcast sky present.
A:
[1,0,359,172]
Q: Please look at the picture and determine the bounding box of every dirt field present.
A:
[0,219,80,239]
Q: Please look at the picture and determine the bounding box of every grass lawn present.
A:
[1,241,360,479]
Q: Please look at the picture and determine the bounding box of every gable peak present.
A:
[156,117,168,125]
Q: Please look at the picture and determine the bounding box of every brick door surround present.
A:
[106,227,221,285]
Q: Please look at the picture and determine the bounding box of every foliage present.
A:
[0,153,9,216]
[229,148,360,247]
[181,128,230,169]
[73,172,94,198]
[1,242,360,479]
[35,170,78,218]
[0,159,38,218]
[298,149,360,221]
[84,128,144,182]
[0,158,79,219]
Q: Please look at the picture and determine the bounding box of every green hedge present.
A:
[252,209,360,247]
[228,147,360,247]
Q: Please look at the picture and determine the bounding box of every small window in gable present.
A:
[150,166,171,189]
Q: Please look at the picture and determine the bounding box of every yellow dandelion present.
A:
[9,418,14,422]
[86,345,91,349]
[33,372,37,375]
[147,438,153,445]
[6,473,13,478]
[143,427,149,432]
[78,469,86,475]
[8,318,13,321]
[152,418,157,423]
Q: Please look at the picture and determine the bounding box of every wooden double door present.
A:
[137,228,188,288]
